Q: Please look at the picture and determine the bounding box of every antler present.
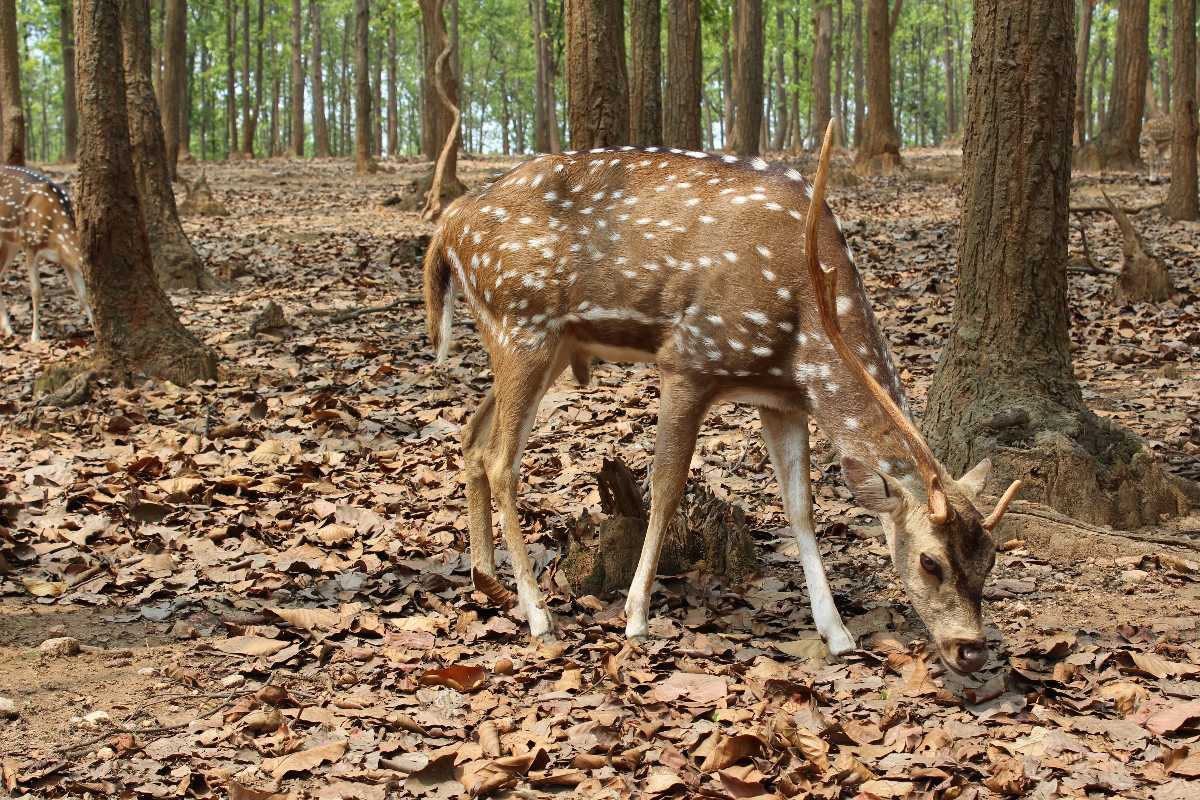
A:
[804,121,951,525]
[981,479,1021,531]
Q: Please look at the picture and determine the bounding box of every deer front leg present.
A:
[26,251,42,342]
[0,245,14,336]
[625,374,710,640]
[759,408,856,656]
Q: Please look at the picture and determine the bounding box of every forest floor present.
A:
[0,150,1198,800]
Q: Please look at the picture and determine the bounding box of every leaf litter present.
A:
[0,153,1197,798]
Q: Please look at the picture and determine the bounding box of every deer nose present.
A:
[948,638,989,674]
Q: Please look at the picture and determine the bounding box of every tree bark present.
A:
[855,0,902,172]
[225,0,237,155]
[812,0,833,150]
[0,0,25,164]
[310,0,330,157]
[289,0,304,156]
[732,0,763,156]
[853,0,864,145]
[1097,0,1149,169]
[530,0,558,153]
[387,17,398,156]
[76,0,217,385]
[120,0,210,291]
[943,0,957,137]
[417,0,463,199]
[663,0,701,149]
[60,0,78,162]
[925,0,1188,529]
[353,0,374,173]
[629,0,662,146]
[1073,0,1093,147]
[565,0,629,150]
[1166,0,1198,220]
[771,2,788,150]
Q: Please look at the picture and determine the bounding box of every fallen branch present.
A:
[1069,200,1162,215]
[308,295,423,323]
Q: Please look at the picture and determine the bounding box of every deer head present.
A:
[806,122,1021,674]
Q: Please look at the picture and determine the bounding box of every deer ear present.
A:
[842,457,906,514]
[957,458,992,502]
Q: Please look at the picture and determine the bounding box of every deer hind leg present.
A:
[484,347,567,641]
[462,389,498,580]
[25,251,42,342]
[759,408,856,655]
[625,373,711,640]
[0,245,15,336]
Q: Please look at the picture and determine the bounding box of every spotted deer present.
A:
[0,165,91,342]
[1143,116,1173,180]
[423,123,1021,674]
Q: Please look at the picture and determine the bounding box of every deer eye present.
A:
[920,553,943,582]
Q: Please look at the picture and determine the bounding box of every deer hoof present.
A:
[823,625,857,657]
[527,608,555,643]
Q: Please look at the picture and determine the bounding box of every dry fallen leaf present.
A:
[260,740,347,779]
[213,635,289,657]
[418,664,488,692]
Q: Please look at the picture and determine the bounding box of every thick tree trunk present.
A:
[925,0,1189,529]
[354,0,374,173]
[120,0,211,291]
[530,0,559,153]
[856,0,902,173]
[663,0,701,149]
[853,0,864,145]
[812,1,833,150]
[1097,0,1149,169]
[0,0,25,165]
[629,0,662,146]
[732,0,763,156]
[565,0,629,150]
[1156,16,1169,114]
[1166,0,1198,220]
[290,0,304,156]
[722,11,734,148]
[387,18,398,156]
[943,0,957,138]
[76,0,217,385]
[310,0,330,157]
[1073,0,1093,147]
[60,0,78,162]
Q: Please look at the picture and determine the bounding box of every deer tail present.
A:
[423,229,455,364]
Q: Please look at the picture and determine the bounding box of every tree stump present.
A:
[559,458,758,597]
[178,171,229,217]
[1102,190,1174,303]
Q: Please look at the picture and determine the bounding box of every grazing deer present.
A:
[1142,116,1173,180]
[0,165,91,342]
[423,123,1021,674]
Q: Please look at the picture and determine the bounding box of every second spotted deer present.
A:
[424,124,1020,674]
[0,165,91,342]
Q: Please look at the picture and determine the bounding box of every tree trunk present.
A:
[310,0,330,157]
[1157,15,1169,114]
[853,0,864,145]
[629,0,662,146]
[417,0,463,200]
[1166,0,1198,220]
[771,3,788,150]
[240,0,255,156]
[925,0,1189,530]
[268,24,279,156]
[722,11,733,148]
[855,0,902,172]
[225,0,237,155]
[76,0,217,385]
[664,0,702,149]
[0,0,25,164]
[354,0,374,173]
[120,0,211,291]
[289,0,304,156]
[1073,0,1093,147]
[943,0,957,138]
[565,0,629,150]
[387,17,398,156]
[1097,0,1149,169]
[812,0,833,150]
[60,0,78,161]
[732,0,763,156]
[530,0,558,153]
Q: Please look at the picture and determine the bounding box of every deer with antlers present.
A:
[0,165,91,342]
[423,123,1020,674]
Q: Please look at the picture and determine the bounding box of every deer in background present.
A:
[0,165,92,342]
[423,123,1021,674]
[1142,115,1173,180]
